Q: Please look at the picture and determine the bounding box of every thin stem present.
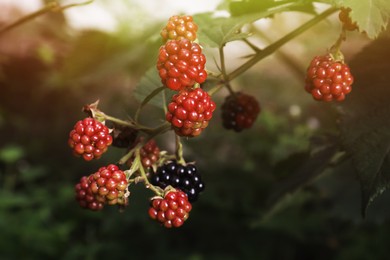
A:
[329,28,347,61]
[162,90,167,116]
[55,0,94,11]
[219,46,236,95]
[207,83,225,96]
[135,148,163,196]
[0,0,94,37]
[103,114,137,128]
[219,46,228,80]
[118,148,136,165]
[175,135,186,165]
[227,7,337,81]
[242,38,261,52]
[147,122,172,137]
[253,26,305,80]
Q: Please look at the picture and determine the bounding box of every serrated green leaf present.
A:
[133,67,175,108]
[337,37,390,216]
[342,0,390,38]
[193,1,306,48]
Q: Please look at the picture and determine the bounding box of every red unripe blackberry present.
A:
[148,190,192,228]
[127,139,160,169]
[221,92,260,132]
[140,139,160,168]
[68,118,113,161]
[75,164,128,210]
[157,39,207,91]
[338,7,358,31]
[166,88,216,137]
[161,15,198,42]
[305,54,353,102]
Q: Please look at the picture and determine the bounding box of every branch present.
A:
[0,0,94,37]
[227,7,337,81]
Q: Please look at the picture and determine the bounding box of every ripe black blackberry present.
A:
[150,161,205,202]
[221,92,260,132]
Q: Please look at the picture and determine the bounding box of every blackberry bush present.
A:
[52,0,388,231]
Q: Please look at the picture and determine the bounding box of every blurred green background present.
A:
[1,1,390,259]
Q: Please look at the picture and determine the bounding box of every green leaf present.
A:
[337,37,390,216]
[193,1,307,48]
[133,67,175,108]
[266,136,339,207]
[342,0,390,38]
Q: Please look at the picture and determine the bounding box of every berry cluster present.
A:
[339,7,358,31]
[157,39,207,91]
[166,88,216,137]
[150,161,205,202]
[160,15,198,42]
[75,164,128,211]
[148,190,192,228]
[305,54,353,102]
[221,92,260,132]
[68,118,113,161]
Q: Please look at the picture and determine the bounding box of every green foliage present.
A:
[329,0,390,38]
[337,37,390,216]
[193,1,308,48]
[133,67,175,109]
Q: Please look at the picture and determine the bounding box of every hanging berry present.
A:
[148,190,192,228]
[221,92,260,132]
[68,118,113,161]
[305,54,353,102]
[75,164,129,211]
[166,88,216,137]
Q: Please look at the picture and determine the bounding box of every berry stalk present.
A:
[175,135,186,165]
[219,46,236,96]
[135,147,164,196]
